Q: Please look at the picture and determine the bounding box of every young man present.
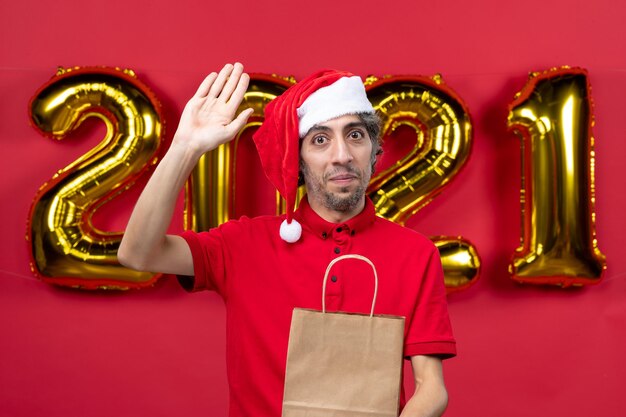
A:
[118,63,456,417]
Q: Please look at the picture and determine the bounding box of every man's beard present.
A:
[300,162,370,213]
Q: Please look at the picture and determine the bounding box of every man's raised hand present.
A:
[174,63,254,154]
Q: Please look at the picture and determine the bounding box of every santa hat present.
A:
[252,69,375,243]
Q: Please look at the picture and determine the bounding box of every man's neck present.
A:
[306,195,366,224]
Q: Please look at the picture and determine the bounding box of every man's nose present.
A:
[331,138,353,164]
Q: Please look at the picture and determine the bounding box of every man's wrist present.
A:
[168,136,209,163]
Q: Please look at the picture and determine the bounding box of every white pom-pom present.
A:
[280,219,302,243]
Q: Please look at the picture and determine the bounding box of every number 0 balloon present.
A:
[186,73,481,292]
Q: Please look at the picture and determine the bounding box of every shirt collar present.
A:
[294,195,376,240]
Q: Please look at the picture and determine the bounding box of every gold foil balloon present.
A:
[185,74,295,232]
[508,67,606,286]
[365,75,479,292]
[435,236,481,292]
[28,67,164,289]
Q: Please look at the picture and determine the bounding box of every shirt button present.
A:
[321,232,327,239]
[350,230,355,236]
[336,227,342,232]
[331,275,338,282]
[334,247,340,254]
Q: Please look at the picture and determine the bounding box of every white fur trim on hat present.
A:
[297,76,374,137]
[280,219,302,243]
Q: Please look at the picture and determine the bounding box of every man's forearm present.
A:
[117,141,201,270]
[399,377,448,417]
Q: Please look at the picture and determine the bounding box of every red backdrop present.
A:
[1,1,625,416]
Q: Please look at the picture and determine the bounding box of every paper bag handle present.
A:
[322,254,378,317]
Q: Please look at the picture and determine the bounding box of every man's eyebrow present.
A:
[304,121,367,137]
[305,122,366,136]
[306,125,332,135]
[343,121,367,131]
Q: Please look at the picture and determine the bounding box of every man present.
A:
[118,63,455,417]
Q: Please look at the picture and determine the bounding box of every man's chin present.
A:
[326,184,356,195]
[321,188,366,211]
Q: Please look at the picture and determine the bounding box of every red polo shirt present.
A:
[179,197,455,417]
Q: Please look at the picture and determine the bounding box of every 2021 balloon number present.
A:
[27,66,606,290]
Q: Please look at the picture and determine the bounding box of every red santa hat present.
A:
[252,69,375,243]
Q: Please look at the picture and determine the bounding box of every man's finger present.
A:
[219,62,245,102]
[225,108,254,136]
[193,72,218,98]
[208,63,235,98]
[226,72,251,112]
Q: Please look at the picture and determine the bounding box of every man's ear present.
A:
[370,146,383,175]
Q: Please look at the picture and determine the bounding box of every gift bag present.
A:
[282,254,405,417]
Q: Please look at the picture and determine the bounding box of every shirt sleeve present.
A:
[176,228,229,297]
[403,245,456,359]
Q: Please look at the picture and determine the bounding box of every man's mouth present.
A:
[328,174,358,184]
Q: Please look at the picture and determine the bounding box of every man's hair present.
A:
[357,112,383,172]
[298,112,383,186]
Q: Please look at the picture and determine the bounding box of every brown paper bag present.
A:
[282,254,405,417]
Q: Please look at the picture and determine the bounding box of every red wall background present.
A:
[1,1,625,416]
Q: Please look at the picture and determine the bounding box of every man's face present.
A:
[300,114,373,213]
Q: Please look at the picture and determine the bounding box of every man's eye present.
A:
[349,131,364,139]
[313,136,327,144]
